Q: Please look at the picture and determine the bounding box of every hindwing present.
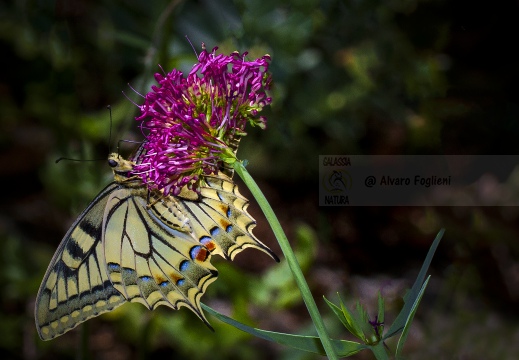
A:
[102,187,217,325]
[147,173,279,262]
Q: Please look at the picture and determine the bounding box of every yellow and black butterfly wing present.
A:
[102,187,217,326]
[148,173,279,262]
[35,183,126,341]
[35,181,218,341]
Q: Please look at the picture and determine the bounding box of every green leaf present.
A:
[377,292,385,326]
[323,296,349,328]
[355,301,372,340]
[395,276,430,357]
[375,292,385,340]
[202,303,366,357]
[383,228,444,340]
[324,295,366,342]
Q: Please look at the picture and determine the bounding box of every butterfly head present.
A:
[108,153,139,184]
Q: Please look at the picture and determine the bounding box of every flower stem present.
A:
[234,161,338,360]
[371,343,390,360]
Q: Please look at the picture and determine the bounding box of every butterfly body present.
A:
[35,151,277,340]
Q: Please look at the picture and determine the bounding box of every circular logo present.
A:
[322,170,352,193]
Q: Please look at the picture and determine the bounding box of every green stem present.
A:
[234,161,338,360]
[371,343,390,360]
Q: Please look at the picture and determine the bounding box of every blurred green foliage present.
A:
[1,0,519,359]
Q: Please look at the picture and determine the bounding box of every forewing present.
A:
[35,183,126,341]
[103,188,218,326]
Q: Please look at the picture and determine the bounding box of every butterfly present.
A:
[35,147,278,340]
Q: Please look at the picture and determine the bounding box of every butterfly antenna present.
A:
[185,35,198,57]
[55,105,114,164]
[55,157,101,164]
[117,139,144,152]
[107,105,113,154]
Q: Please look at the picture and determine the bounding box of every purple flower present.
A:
[132,45,272,195]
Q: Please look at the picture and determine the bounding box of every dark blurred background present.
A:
[1,0,519,359]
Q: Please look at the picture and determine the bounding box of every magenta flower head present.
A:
[132,45,272,195]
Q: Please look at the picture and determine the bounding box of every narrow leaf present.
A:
[374,292,385,340]
[323,296,350,329]
[202,303,366,357]
[355,301,372,338]
[395,276,430,357]
[324,294,366,342]
[377,292,385,325]
[343,298,367,341]
[383,229,444,339]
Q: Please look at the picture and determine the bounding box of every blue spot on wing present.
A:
[122,267,136,275]
[159,281,169,287]
[177,279,185,286]
[141,276,152,282]
[107,263,120,271]
[226,207,231,217]
[179,260,190,272]
[200,235,211,243]
[210,227,220,236]
[226,225,233,233]
[189,246,201,260]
